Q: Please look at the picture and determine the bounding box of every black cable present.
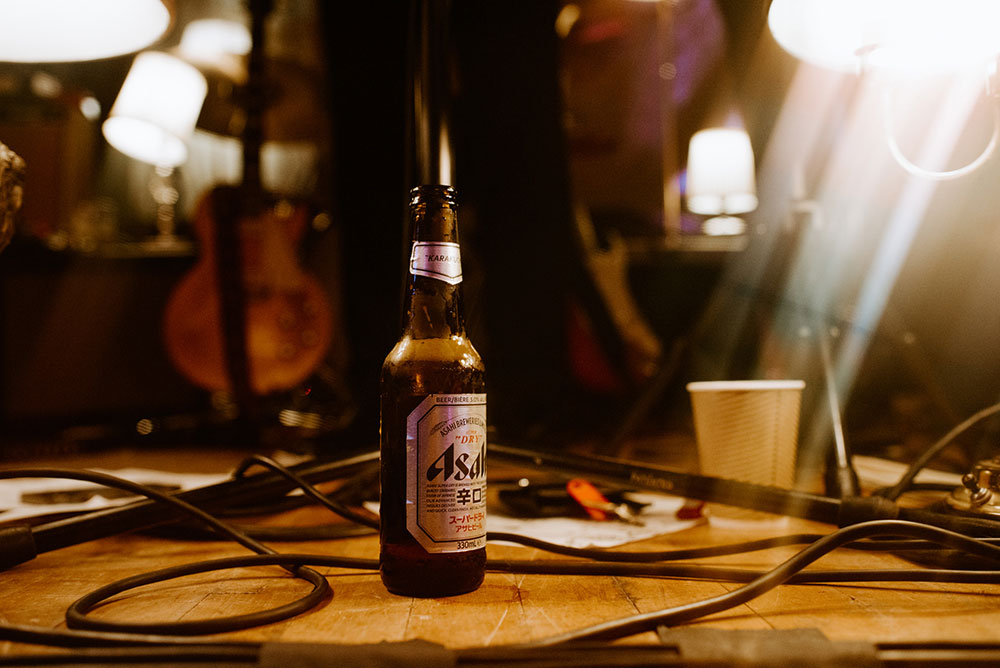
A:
[485,531,826,562]
[216,458,1000,578]
[66,554,366,636]
[515,519,1000,646]
[199,458,1000,568]
[0,469,281,559]
[490,531,1000,564]
[0,644,260,666]
[227,457,921,566]
[233,454,380,530]
[0,468,331,641]
[6,464,1000,652]
[490,558,1000,583]
[52,542,1000,641]
[22,450,380,559]
[139,455,378,542]
[871,482,959,498]
[0,624,248,651]
[231,455,902,564]
[878,400,1000,501]
[143,521,374,542]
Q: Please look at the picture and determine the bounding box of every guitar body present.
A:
[163,187,333,395]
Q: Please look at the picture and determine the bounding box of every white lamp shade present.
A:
[180,19,252,62]
[103,52,208,168]
[768,0,1000,73]
[685,128,758,216]
[0,0,171,63]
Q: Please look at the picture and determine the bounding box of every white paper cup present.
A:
[686,380,805,526]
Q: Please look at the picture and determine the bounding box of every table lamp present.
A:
[0,0,172,63]
[685,127,758,236]
[102,51,208,244]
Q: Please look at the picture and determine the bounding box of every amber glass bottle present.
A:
[379,185,487,597]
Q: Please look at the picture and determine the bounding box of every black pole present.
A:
[410,0,454,188]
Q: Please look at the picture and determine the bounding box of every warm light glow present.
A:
[102,52,208,168]
[686,128,758,216]
[179,18,252,63]
[702,215,748,237]
[79,96,102,122]
[554,3,581,39]
[0,0,171,63]
[181,131,321,205]
[768,0,1000,74]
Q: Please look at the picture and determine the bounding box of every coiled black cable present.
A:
[0,466,331,642]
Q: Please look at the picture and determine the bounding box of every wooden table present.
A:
[1,446,999,663]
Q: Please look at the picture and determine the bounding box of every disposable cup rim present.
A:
[686,379,805,392]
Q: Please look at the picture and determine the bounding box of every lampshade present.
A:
[685,128,758,216]
[767,0,1000,73]
[102,52,208,168]
[180,19,252,61]
[0,0,172,63]
[178,18,252,81]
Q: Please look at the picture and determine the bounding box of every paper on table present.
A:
[487,492,700,548]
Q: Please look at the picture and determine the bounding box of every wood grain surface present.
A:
[1,448,998,655]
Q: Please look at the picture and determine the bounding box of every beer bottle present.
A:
[379,185,487,597]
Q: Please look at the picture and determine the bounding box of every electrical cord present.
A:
[871,482,960,498]
[0,469,289,561]
[0,467,331,641]
[877,399,1000,501]
[0,644,261,667]
[491,557,1000,584]
[233,454,381,530]
[230,455,989,564]
[50,531,1000,642]
[138,454,378,542]
[144,520,374,542]
[515,519,1000,647]
[4,455,1000,653]
[65,553,368,636]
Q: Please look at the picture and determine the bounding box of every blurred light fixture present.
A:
[767,0,1000,74]
[686,127,757,236]
[178,18,252,82]
[102,51,207,245]
[0,0,172,63]
[180,19,252,61]
[103,52,208,169]
[768,0,1000,180]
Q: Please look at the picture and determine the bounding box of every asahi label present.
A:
[410,241,463,284]
[405,393,486,553]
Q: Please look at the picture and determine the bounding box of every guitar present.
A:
[162,190,333,395]
[162,0,332,397]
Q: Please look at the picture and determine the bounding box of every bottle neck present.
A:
[403,186,466,339]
